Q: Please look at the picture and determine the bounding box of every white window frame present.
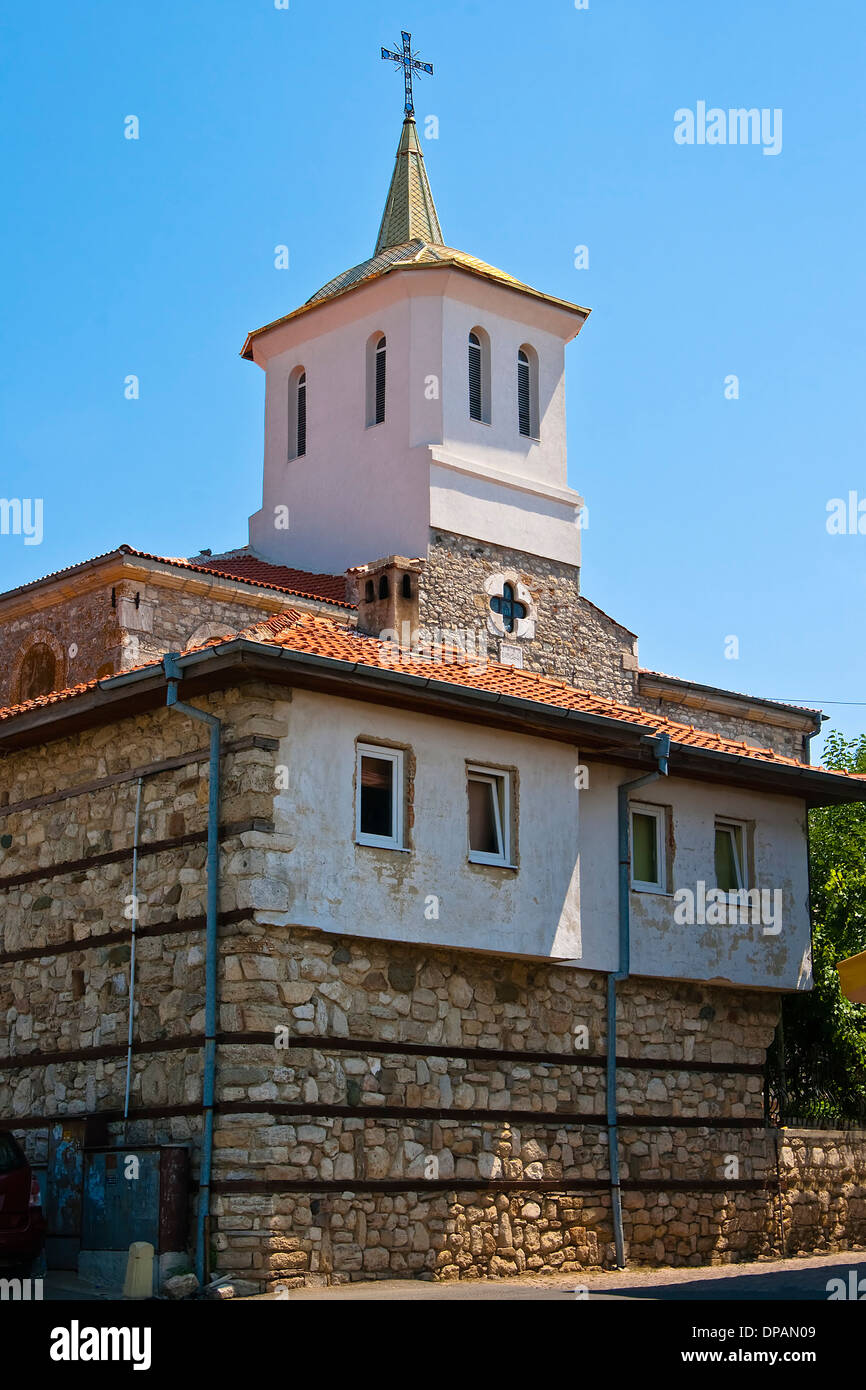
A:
[467,765,512,867]
[630,802,666,893]
[356,743,404,850]
[714,818,747,894]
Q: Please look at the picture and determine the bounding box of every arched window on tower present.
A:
[378,574,390,599]
[468,327,491,423]
[366,332,387,426]
[517,345,539,439]
[288,366,307,460]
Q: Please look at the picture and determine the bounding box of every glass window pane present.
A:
[715,826,742,891]
[469,778,500,855]
[360,755,393,838]
[632,812,658,884]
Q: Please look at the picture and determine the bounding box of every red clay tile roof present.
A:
[0,545,353,610]
[0,609,860,786]
[229,612,826,772]
[183,551,350,605]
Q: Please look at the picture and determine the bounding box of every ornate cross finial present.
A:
[380,30,433,118]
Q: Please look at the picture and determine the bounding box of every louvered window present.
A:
[469,332,482,420]
[517,350,531,437]
[296,371,307,457]
[375,336,386,424]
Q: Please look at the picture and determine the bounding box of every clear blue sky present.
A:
[2,0,864,753]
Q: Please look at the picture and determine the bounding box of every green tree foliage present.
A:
[780,731,866,1119]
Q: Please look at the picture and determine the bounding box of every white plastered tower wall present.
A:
[247,266,586,573]
[246,106,589,574]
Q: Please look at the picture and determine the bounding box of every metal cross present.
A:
[490,583,527,635]
[381,30,433,118]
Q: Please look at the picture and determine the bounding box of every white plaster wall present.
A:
[263,693,811,990]
[247,268,585,573]
[577,762,812,991]
[249,285,433,572]
[268,690,583,960]
[440,288,570,489]
[429,453,582,565]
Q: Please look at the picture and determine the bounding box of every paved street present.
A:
[35,1247,865,1301]
[250,1248,866,1300]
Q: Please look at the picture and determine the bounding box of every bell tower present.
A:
[244,33,589,578]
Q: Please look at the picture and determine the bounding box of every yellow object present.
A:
[836,950,866,1004]
[123,1241,155,1299]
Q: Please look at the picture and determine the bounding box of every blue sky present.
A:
[2,0,864,753]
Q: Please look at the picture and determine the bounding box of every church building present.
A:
[2,37,864,1289]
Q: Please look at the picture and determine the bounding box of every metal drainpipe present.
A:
[608,732,670,1269]
[123,776,144,1125]
[163,652,221,1285]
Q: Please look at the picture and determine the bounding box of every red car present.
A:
[0,1130,46,1272]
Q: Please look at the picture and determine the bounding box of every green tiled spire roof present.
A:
[375,116,443,255]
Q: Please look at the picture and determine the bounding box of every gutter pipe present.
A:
[123,776,144,1124]
[163,652,221,1285]
[608,732,670,1268]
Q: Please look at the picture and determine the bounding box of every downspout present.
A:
[123,776,144,1125]
[608,732,670,1269]
[163,652,221,1286]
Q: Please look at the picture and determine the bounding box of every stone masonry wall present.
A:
[0,588,122,707]
[112,581,280,673]
[777,1131,866,1255]
[0,574,346,710]
[422,530,809,761]
[635,691,807,761]
[1,678,860,1292]
[420,531,638,702]
[0,684,281,1184]
[202,923,782,1286]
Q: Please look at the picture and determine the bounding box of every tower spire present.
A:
[375,114,444,254]
[376,30,442,255]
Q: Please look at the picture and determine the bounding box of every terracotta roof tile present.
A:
[0,545,353,610]
[0,609,857,786]
[183,552,350,605]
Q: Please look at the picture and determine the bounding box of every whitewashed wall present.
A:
[269,690,582,959]
[247,268,583,572]
[577,763,811,990]
[263,690,811,990]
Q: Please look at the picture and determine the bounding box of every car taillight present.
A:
[29,1177,41,1208]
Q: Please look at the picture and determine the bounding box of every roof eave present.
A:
[639,670,823,732]
[241,260,591,361]
[2,639,864,805]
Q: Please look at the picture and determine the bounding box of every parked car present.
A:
[0,1130,46,1272]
